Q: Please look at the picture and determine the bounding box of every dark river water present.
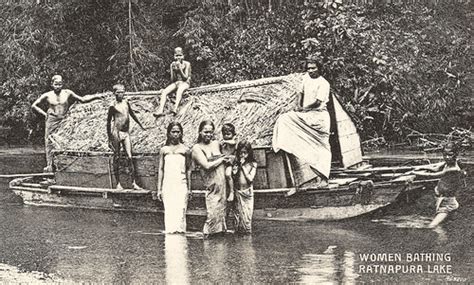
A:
[0,148,472,284]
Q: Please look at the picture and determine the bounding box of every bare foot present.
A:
[132,182,143,190]
[116,183,124,190]
[227,193,234,202]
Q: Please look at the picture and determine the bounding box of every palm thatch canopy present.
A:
[52,73,362,168]
[53,73,302,153]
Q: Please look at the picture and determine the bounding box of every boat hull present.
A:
[10,179,434,221]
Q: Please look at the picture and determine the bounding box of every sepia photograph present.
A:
[0,0,472,283]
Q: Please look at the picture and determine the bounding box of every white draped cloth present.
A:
[272,74,332,180]
[162,152,188,233]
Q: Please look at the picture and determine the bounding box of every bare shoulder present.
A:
[41,90,54,98]
[210,140,220,148]
[63,89,77,96]
[191,143,202,153]
[160,145,170,154]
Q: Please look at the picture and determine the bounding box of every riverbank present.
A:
[0,263,64,284]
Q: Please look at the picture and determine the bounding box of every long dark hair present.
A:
[196,120,215,143]
[165,121,184,145]
[222,123,236,136]
[236,140,256,164]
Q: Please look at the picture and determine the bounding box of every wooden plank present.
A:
[191,171,205,190]
[254,149,267,167]
[328,177,359,186]
[266,151,289,189]
[55,172,111,188]
[254,168,268,189]
[0,172,54,178]
[338,133,361,153]
[54,155,110,174]
[49,185,151,194]
[341,148,363,168]
[335,118,358,136]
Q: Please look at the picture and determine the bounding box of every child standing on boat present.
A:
[232,141,257,234]
[107,84,145,190]
[153,47,191,117]
[411,143,465,228]
[221,123,238,202]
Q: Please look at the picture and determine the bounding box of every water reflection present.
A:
[165,234,190,285]
[371,214,433,228]
[296,246,358,284]
[202,235,257,283]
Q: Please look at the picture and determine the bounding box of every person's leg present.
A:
[172,82,190,114]
[225,166,234,202]
[110,132,123,189]
[44,133,52,172]
[124,135,142,190]
[113,148,123,190]
[429,213,448,228]
[154,83,177,116]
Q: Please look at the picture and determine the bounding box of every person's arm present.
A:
[31,94,48,117]
[70,90,106,103]
[177,61,191,82]
[170,63,176,82]
[106,106,115,150]
[156,148,165,201]
[414,162,445,172]
[294,91,303,111]
[303,99,323,110]
[127,102,145,130]
[185,148,192,196]
[241,162,257,184]
[411,168,446,178]
[191,146,226,170]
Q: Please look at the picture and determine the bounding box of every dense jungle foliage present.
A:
[0,0,471,144]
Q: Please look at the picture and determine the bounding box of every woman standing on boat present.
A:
[192,120,232,237]
[156,122,192,233]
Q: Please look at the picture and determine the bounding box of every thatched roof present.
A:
[53,73,303,153]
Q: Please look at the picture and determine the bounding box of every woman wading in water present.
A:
[156,122,192,233]
[191,120,232,237]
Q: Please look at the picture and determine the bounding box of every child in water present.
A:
[232,140,257,234]
[411,142,466,228]
[220,123,238,202]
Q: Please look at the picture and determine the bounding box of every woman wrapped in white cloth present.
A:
[273,59,332,187]
[156,122,192,233]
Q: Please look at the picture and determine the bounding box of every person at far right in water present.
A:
[411,142,466,228]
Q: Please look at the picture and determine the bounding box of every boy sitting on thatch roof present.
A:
[153,47,192,117]
[107,84,145,190]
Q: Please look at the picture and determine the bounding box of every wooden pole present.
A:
[0,172,54,179]
[129,0,137,91]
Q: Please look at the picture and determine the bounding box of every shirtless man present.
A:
[107,84,145,190]
[153,47,191,117]
[31,75,106,172]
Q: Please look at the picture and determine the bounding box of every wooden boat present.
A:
[8,74,439,221]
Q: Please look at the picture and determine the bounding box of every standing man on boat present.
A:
[153,47,192,117]
[272,58,332,188]
[32,75,106,172]
[107,84,145,190]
